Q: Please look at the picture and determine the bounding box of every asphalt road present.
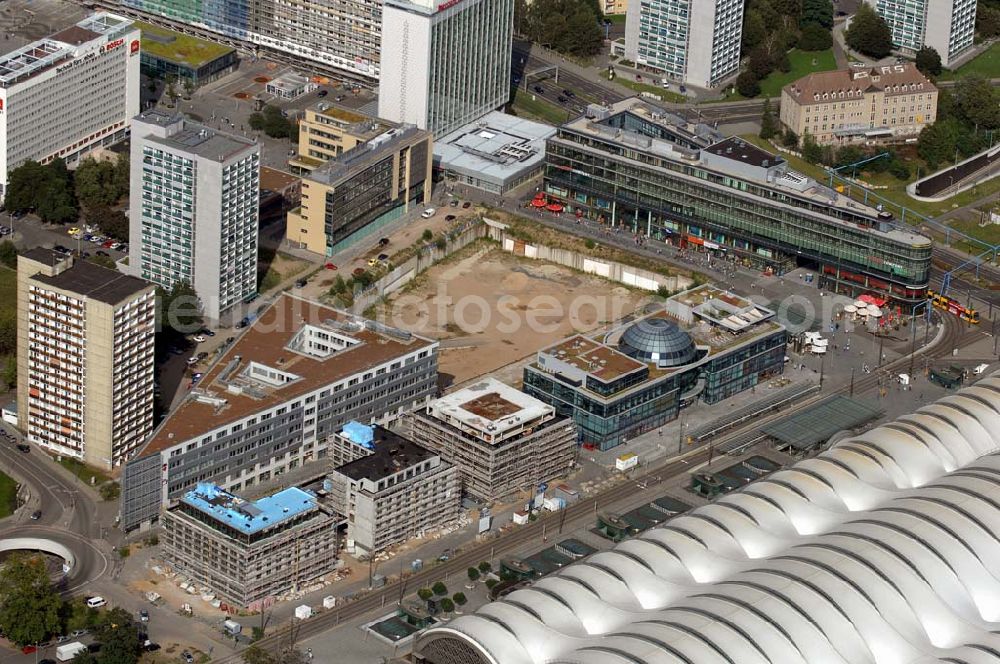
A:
[214,315,974,664]
[0,427,108,592]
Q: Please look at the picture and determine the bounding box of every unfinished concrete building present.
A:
[327,424,460,556]
[409,378,578,502]
[162,483,339,610]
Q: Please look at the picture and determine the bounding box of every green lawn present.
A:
[510,88,572,125]
[938,42,1000,81]
[604,13,626,23]
[757,49,837,98]
[0,470,17,519]
[57,457,111,487]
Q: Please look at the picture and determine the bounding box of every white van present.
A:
[86,596,106,608]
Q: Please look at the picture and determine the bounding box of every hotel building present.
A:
[0,13,140,198]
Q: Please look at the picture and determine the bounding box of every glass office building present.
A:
[523,286,787,450]
[544,99,933,305]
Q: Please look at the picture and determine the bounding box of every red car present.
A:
[21,646,36,655]
[102,240,115,248]
[324,262,337,270]
[353,267,366,277]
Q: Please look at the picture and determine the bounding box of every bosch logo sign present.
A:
[130,39,140,55]
[103,37,125,53]
[437,0,462,10]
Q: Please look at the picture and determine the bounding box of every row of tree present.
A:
[4,154,130,240]
[249,105,296,140]
[0,554,142,664]
[514,0,604,58]
[917,76,1000,169]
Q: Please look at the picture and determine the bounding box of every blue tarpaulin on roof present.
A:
[342,421,375,449]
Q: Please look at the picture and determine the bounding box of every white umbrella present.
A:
[844,304,857,314]
[854,300,867,308]
[867,305,882,317]
[856,308,869,317]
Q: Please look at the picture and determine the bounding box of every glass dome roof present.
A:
[618,318,697,366]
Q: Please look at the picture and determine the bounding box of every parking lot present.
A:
[5,213,128,264]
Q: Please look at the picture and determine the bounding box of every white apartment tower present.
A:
[17,250,156,470]
[128,110,260,323]
[378,0,513,137]
[624,0,744,89]
[0,13,140,198]
[865,0,977,67]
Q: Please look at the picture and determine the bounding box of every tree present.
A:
[520,0,604,57]
[742,10,767,52]
[7,158,79,224]
[979,4,1000,38]
[800,0,832,28]
[421,229,433,242]
[467,567,480,582]
[781,128,799,148]
[439,597,455,613]
[0,308,14,357]
[0,239,16,269]
[0,554,63,645]
[799,22,832,51]
[917,117,964,168]
[94,606,140,664]
[87,205,129,242]
[736,71,761,98]
[453,592,467,606]
[243,645,276,664]
[74,158,120,210]
[99,481,121,501]
[915,46,942,77]
[845,4,893,58]
[834,145,865,169]
[888,159,910,180]
[61,598,99,634]
[801,132,824,164]
[4,160,46,214]
[747,46,774,79]
[432,581,448,596]
[417,588,433,601]
[953,76,1000,131]
[159,281,204,338]
[2,356,15,390]
[759,98,779,140]
[478,561,492,573]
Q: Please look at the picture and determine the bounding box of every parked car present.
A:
[86,597,106,608]
[30,510,41,520]
[225,337,235,345]
[192,335,205,343]
[16,443,29,453]
[139,609,149,623]
[95,250,109,257]
[317,89,328,97]
[324,262,337,270]
[353,267,366,277]
[367,257,379,267]
[53,245,70,254]
[186,357,198,366]
[67,227,81,235]
[196,351,208,360]
[295,279,307,288]
[449,199,459,207]
[102,240,115,249]
[378,237,390,247]
[70,630,88,638]
[182,651,194,663]
[201,329,216,337]
[445,214,456,222]
[421,208,436,219]
[533,85,544,94]
[557,95,568,104]
[563,89,575,97]
[462,202,472,209]
[377,253,389,262]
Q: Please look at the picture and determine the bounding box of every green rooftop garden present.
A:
[136,21,235,67]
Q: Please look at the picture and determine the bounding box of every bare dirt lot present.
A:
[375,247,652,387]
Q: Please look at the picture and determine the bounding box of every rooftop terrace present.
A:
[180,483,317,535]
[135,21,234,67]
[427,378,554,440]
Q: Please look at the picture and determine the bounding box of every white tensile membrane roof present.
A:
[414,372,1000,664]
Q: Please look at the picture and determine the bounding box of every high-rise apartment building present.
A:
[17,249,156,470]
[128,110,259,323]
[865,0,976,67]
[378,0,513,136]
[327,425,460,556]
[0,13,140,198]
[111,0,379,80]
[624,0,743,88]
